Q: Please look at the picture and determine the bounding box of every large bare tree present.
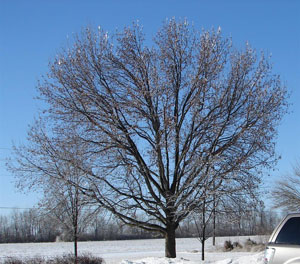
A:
[10,19,287,258]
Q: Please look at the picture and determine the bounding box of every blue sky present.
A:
[0,0,299,213]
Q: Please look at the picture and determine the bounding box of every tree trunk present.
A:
[201,239,205,261]
[74,235,78,256]
[213,182,216,246]
[74,219,78,264]
[201,200,206,261]
[165,224,176,258]
[74,232,78,264]
[213,206,216,246]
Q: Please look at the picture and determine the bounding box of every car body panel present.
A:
[264,214,300,264]
[266,244,300,264]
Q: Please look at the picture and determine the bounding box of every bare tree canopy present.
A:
[9,19,288,258]
[272,163,300,212]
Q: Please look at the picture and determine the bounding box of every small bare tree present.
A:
[8,124,98,261]
[40,174,97,259]
[9,19,287,258]
[272,163,300,212]
[192,197,213,261]
[191,176,259,260]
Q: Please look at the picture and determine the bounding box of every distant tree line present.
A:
[178,205,281,239]
[0,205,280,244]
[0,209,58,243]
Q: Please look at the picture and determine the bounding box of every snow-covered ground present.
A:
[0,236,268,264]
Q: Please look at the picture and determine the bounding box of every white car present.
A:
[264,213,300,263]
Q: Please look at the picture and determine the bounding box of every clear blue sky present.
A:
[0,0,299,213]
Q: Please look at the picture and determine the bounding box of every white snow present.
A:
[0,236,267,264]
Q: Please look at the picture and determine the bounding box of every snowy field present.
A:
[0,236,268,264]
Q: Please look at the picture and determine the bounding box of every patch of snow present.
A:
[121,257,197,264]
[0,236,267,264]
[120,252,264,264]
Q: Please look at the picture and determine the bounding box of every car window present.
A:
[275,217,300,245]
